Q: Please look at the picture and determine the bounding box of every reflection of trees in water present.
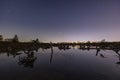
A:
[94,46,120,65]
[0,46,39,68]
[1,42,120,67]
[95,48,105,58]
[116,56,120,64]
[96,48,100,56]
[58,45,71,51]
[18,51,37,68]
[112,49,120,65]
[0,47,22,58]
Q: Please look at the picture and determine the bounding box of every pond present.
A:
[0,47,120,80]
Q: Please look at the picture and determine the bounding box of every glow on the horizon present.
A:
[0,0,120,42]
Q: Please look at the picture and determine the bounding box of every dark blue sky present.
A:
[0,0,120,42]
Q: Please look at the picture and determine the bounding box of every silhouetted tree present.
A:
[31,38,39,43]
[0,35,3,41]
[12,34,19,42]
[101,39,106,42]
[35,38,39,43]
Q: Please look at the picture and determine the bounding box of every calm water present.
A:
[0,47,120,80]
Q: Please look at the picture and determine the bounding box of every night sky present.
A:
[0,0,120,42]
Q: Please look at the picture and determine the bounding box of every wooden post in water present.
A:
[50,42,53,64]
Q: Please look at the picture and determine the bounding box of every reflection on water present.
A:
[0,46,120,80]
[18,51,37,68]
[50,43,53,64]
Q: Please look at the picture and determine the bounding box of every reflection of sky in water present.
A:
[0,48,120,80]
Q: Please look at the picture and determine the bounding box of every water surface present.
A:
[0,47,120,80]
